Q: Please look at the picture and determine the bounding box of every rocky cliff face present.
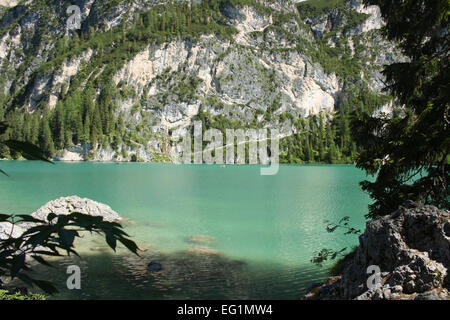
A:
[0,0,403,162]
[305,202,450,300]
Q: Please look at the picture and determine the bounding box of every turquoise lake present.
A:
[0,161,372,300]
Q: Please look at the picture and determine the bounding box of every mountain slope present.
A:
[0,0,403,163]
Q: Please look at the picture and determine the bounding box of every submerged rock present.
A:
[304,202,450,300]
[186,234,215,245]
[187,246,222,256]
[31,196,122,223]
[147,262,163,271]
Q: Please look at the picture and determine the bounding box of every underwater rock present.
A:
[187,246,221,255]
[186,235,215,245]
[147,261,163,271]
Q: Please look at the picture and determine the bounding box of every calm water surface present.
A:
[0,162,372,299]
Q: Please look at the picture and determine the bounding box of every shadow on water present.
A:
[12,246,328,300]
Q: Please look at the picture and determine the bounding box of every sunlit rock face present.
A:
[0,196,122,245]
[0,221,26,240]
[0,0,18,7]
[31,196,122,222]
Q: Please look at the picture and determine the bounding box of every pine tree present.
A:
[74,111,83,145]
[52,102,65,149]
[90,125,98,149]
[352,0,449,217]
[82,103,92,143]
[29,113,40,145]
[64,130,73,147]
[40,116,55,157]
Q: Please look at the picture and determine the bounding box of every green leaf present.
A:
[118,237,139,256]
[46,212,57,222]
[105,233,117,251]
[0,213,11,222]
[30,255,53,267]
[3,140,53,163]
[17,215,44,223]
[11,254,26,278]
[24,228,53,248]
[0,249,15,259]
[58,229,77,250]
[67,248,80,258]
[22,224,53,236]
[31,250,61,257]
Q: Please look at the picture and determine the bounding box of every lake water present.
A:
[0,161,371,300]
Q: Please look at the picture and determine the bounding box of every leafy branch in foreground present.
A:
[0,212,140,295]
[311,216,361,267]
[0,121,53,177]
[324,216,361,236]
[0,120,140,296]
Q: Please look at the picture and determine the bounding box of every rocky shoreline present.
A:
[304,202,450,300]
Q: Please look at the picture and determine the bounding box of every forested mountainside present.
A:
[0,0,403,163]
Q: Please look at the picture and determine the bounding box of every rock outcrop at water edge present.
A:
[31,196,122,223]
[304,202,450,300]
[0,222,26,240]
[0,196,122,241]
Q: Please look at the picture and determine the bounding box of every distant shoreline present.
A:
[0,159,356,166]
